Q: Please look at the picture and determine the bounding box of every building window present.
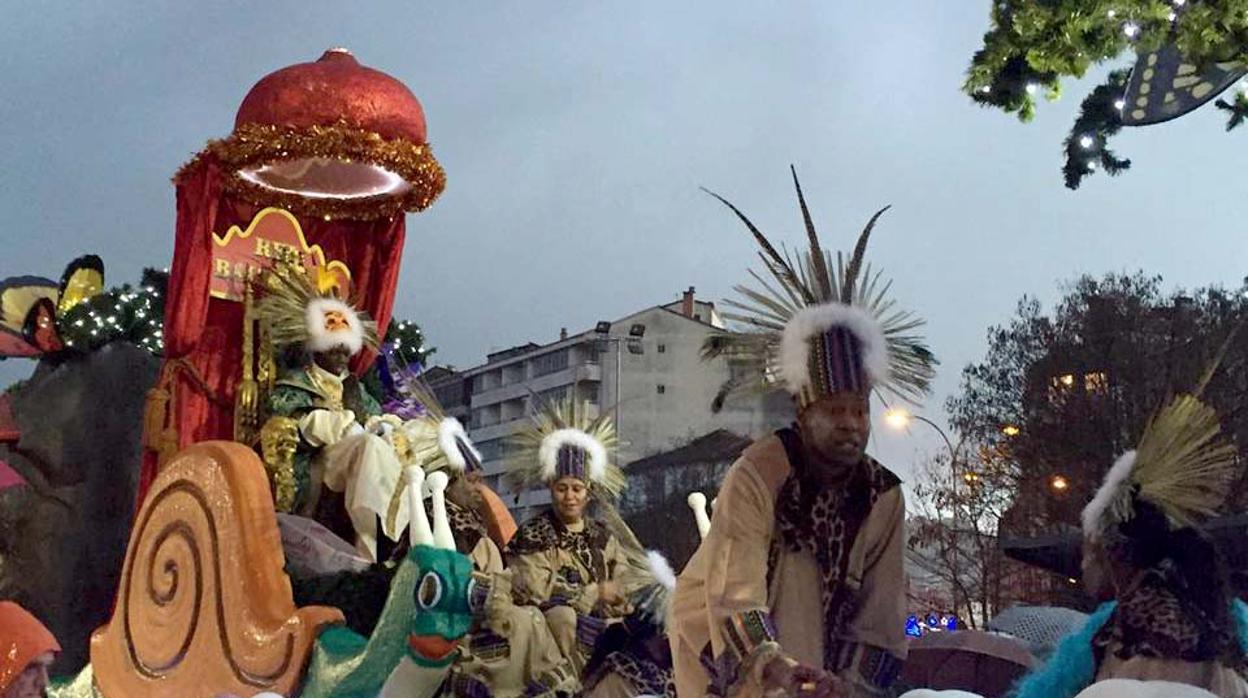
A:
[579,383,600,404]
[657,343,666,353]
[531,349,570,377]
[476,438,506,461]
[580,342,602,365]
[1085,371,1109,396]
[536,385,570,405]
[472,404,500,427]
[502,363,526,385]
[657,384,666,395]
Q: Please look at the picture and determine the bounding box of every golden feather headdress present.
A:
[702,167,936,410]
[254,263,378,356]
[1082,358,1239,539]
[502,398,626,500]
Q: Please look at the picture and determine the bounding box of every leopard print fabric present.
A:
[1094,567,1246,673]
[770,428,901,673]
[587,651,676,697]
[506,508,610,583]
[421,495,488,556]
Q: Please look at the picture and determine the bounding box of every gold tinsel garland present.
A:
[176,120,446,221]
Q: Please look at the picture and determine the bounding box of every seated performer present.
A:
[388,368,579,697]
[0,601,60,698]
[670,174,936,697]
[256,267,411,563]
[1013,388,1248,698]
[503,401,656,684]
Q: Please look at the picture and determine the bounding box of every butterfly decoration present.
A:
[1121,44,1248,126]
[0,255,104,359]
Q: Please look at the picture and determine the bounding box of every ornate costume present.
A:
[503,401,673,695]
[390,367,579,697]
[1016,380,1248,698]
[669,169,936,697]
[256,266,411,562]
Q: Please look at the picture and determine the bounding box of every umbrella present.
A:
[476,483,517,548]
[901,630,1035,698]
[1074,679,1218,698]
[988,606,1089,659]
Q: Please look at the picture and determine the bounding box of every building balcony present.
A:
[470,417,530,443]
[470,363,601,406]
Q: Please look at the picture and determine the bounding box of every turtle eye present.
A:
[416,571,443,610]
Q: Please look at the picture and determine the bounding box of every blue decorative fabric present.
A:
[1009,602,1117,698]
[1010,599,1248,698]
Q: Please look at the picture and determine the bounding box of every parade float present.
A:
[27,48,517,697]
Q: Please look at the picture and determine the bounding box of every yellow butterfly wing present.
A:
[57,255,105,314]
[0,277,57,334]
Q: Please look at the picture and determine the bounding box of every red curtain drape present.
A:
[136,156,406,504]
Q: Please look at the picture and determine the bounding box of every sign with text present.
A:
[210,207,351,302]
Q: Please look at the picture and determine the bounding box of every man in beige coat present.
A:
[670,172,937,697]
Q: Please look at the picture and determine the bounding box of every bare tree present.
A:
[906,439,1028,629]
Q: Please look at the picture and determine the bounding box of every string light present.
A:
[1026,83,1039,95]
[1107,9,1116,18]
[1114,99,1126,110]
[1079,135,1095,149]
[1123,22,1140,38]
[58,269,167,356]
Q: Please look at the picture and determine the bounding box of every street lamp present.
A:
[883,407,968,622]
[882,408,958,463]
[595,321,645,460]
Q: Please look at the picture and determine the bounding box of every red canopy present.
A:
[136,49,445,505]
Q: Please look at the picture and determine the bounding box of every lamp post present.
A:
[884,409,959,464]
[594,322,645,461]
[883,408,1020,625]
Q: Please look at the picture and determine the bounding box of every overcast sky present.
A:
[2,2,1244,483]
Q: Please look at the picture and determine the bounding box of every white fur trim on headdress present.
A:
[305,297,365,356]
[645,550,677,591]
[778,303,889,396]
[438,417,479,473]
[538,428,608,484]
[1081,450,1137,539]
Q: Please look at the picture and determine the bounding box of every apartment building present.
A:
[427,287,793,521]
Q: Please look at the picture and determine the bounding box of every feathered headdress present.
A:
[378,352,483,477]
[702,167,936,409]
[503,398,626,499]
[1082,355,1239,540]
[254,263,378,357]
[505,398,675,629]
